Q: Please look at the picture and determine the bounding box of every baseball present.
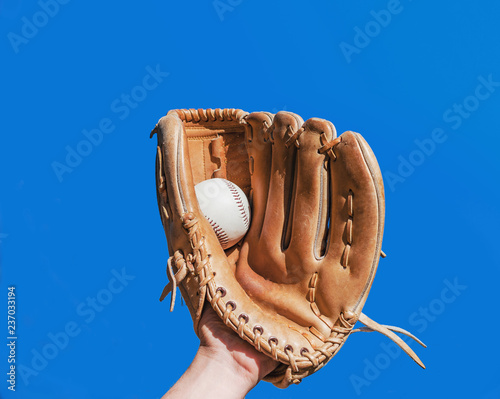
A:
[194,178,251,249]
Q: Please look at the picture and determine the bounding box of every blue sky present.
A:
[1,0,499,398]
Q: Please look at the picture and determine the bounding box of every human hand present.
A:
[162,305,278,399]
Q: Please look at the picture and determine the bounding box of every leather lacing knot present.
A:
[182,213,198,229]
[340,310,356,328]
[160,213,214,313]
[285,126,305,148]
[318,136,342,160]
[263,121,274,143]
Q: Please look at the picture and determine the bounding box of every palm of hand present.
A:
[198,305,279,382]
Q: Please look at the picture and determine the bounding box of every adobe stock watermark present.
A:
[384,74,499,192]
[349,277,466,395]
[17,267,135,386]
[51,64,169,183]
[7,0,71,54]
[213,0,243,21]
[339,0,410,64]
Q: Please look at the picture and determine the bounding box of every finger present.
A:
[153,111,208,325]
[155,112,196,222]
[258,111,303,279]
[322,131,385,314]
[244,112,273,242]
[286,118,336,267]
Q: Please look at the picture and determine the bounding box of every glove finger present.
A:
[153,111,217,324]
[155,112,198,222]
[286,118,336,265]
[255,111,303,281]
[243,112,273,251]
[320,130,385,315]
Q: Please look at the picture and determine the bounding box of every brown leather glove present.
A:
[151,108,425,388]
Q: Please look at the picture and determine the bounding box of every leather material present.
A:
[152,108,425,388]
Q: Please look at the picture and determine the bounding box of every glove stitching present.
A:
[285,126,304,148]
[308,273,335,330]
[341,190,354,269]
[318,135,342,160]
[175,108,249,124]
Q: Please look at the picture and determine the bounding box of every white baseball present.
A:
[195,178,251,249]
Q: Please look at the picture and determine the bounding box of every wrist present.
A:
[163,345,261,399]
[195,345,260,397]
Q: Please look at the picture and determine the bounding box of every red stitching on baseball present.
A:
[206,216,229,246]
[223,180,250,229]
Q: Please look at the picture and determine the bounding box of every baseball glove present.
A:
[151,108,425,387]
